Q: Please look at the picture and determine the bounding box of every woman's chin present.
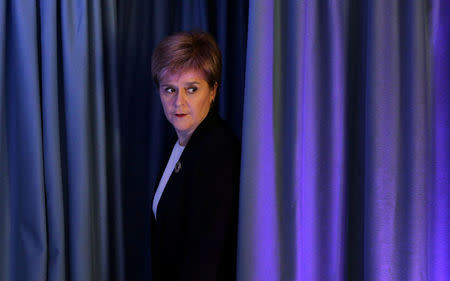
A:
[173,125,193,136]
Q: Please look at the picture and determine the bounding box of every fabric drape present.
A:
[0,1,124,281]
[237,0,449,281]
[430,0,449,280]
[2,0,448,281]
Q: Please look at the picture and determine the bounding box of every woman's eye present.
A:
[187,87,197,94]
[164,87,176,94]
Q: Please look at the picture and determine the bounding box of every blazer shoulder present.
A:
[196,118,240,159]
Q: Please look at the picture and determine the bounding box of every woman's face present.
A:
[159,69,217,144]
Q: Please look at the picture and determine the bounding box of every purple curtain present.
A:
[431,0,449,280]
[237,0,449,280]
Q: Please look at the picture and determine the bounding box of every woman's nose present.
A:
[175,90,187,106]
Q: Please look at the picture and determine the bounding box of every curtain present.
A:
[431,0,449,280]
[0,1,124,281]
[2,0,448,281]
[238,0,449,281]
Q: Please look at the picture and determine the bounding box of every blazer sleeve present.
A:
[178,139,240,281]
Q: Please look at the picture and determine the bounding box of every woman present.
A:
[150,31,241,281]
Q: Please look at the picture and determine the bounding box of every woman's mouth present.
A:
[175,113,187,118]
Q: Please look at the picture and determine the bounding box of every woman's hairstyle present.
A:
[151,31,222,89]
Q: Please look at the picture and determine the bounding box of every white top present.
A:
[152,141,185,219]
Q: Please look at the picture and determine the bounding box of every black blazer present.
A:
[151,111,241,281]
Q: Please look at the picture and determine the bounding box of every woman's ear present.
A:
[211,82,218,102]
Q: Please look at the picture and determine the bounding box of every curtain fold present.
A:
[0,1,124,280]
[363,2,431,280]
[430,0,450,279]
[3,2,47,280]
[238,1,347,280]
[0,1,8,280]
[238,0,448,280]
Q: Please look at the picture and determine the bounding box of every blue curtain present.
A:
[238,0,449,281]
[431,0,450,279]
[2,0,448,281]
[0,1,124,281]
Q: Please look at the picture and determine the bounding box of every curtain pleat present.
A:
[5,1,47,280]
[430,0,450,280]
[0,0,9,279]
[363,1,430,280]
[40,1,68,280]
[238,1,347,280]
[237,0,279,279]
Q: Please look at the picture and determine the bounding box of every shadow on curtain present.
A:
[0,1,123,281]
[238,0,449,281]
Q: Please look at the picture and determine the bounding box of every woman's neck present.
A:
[177,132,192,146]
